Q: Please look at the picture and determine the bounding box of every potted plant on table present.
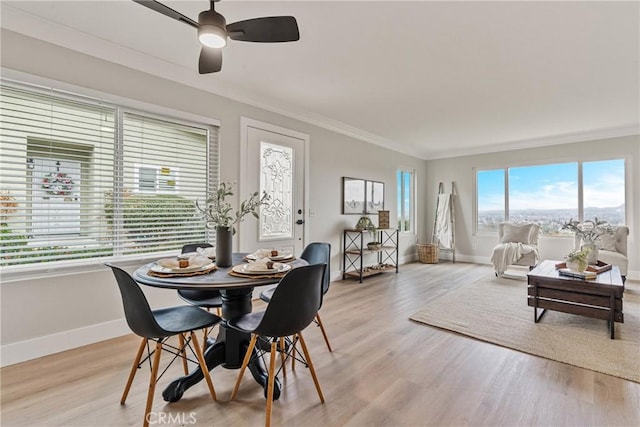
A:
[197,182,269,267]
[565,247,590,273]
[355,216,381,250]
[561,217,612,265]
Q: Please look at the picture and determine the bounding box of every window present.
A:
[0,82,219,269]
[135,164,179,193]
[475,159,626,235]
[476,169,505,233]
[509,162,578,235]
[583,159,625,225]
[397,169,414,232]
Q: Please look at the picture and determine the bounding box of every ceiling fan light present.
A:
[198,9,227,48]
[198,26,227,48]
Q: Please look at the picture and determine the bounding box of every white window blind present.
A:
[119,112,213,255]
[0,82,219,269]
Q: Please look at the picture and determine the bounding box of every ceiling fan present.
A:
[132,0,300,74]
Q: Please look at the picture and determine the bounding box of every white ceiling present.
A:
[2,1,639,159]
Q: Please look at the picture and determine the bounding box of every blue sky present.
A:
[478,159,625,211]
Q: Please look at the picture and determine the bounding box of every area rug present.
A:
[410,276,640,383]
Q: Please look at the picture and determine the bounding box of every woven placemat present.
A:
[147,266,218,278]
[228,270,287,279]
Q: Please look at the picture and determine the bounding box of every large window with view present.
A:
[475,159,625,235]
[397,169,414,232]
[0,82,219,269]
[583,159,626,225]
[476,169,505,233]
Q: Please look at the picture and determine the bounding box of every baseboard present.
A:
[399,254,416,265]
[433,253,640,281]
[435,253,489,264]
[1,318,130,367]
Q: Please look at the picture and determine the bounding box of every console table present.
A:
[342,228,399,282]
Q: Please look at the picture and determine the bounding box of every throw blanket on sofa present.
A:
[490,242,538,276]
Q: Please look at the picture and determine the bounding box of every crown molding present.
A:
[424,124,640,160]
[3,5,637,162]
[0,5,424,159]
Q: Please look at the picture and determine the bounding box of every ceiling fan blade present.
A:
[227,16,299,42]
[199,47,223,74]
[132,0,198,29]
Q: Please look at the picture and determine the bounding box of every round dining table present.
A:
[133,252,307,403]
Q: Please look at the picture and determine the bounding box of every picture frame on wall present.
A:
[342,177,366,214]
[365,180,384,214]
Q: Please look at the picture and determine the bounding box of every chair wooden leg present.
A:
[290,334,298,371]
[230,334,258,400]
[178,334,189,375]
[279,337,287,377]
[298,332,325,403]
[315,312,333,352]
[143,340,163,427]
[120,337,147,405]
[265,340,278,427]
[190,332,217,401]
[202,328,209,352]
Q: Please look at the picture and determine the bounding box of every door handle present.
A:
[296,219,305,225]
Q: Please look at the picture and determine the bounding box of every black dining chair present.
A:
[105,263,221,427]
[177,243,222,346]
[259,242,333,351]
[229,263,326,427]
[177,243,222,315]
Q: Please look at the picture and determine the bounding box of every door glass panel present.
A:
[260,141,293,240]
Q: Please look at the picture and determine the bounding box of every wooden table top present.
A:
[528,260,624,288]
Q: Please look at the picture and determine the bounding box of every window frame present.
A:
[474,157,628,236]
[397,168,416,234]
[0,79,220,277]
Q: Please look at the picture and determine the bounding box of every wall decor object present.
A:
[378,210,390,228]
[365,180,385,214]
[342,177,366,214]
[342,177,386,215]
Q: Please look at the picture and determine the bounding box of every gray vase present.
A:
[215,226,233,267]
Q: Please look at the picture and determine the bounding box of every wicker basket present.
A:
[417,243,439,264]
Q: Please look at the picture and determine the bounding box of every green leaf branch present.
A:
[561,217,612,243]
[197,182,270,234]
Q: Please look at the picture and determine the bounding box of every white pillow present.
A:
[501,224,532,244]
[595,232,617,252]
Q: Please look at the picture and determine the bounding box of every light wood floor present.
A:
[2,262,639,426]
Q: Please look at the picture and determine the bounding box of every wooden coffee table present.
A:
[527,260,624,339]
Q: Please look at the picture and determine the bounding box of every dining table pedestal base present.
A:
[161,287,282,402]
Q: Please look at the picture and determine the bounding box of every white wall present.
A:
[0,30,427,365]
[424,135,639,277]
[3,29,636,367]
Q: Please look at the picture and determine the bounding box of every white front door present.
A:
[239,118,308,256]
